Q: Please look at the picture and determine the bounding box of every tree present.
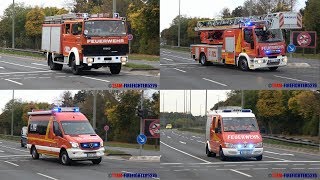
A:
[60,91,74,107]
[232,6,244,17]
[24,6,45,49]
[303,0,320,52]
[221,7,231,18]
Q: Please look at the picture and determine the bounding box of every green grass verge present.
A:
[129,54,159,61]
[177,128,205,134]
[124,63,155,69]
[263,138,319,151]
[105,149,129,156]
[161,45,190,52]
[0,134,20,142]
[287,53,320,60]
[105,141,159,151]
[0,49,43,58]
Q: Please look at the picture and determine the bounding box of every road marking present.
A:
[24,77,37,79]
[264,155,288,161]
[276,164,288,166]
[173,169,190,172]
[162,58,173,61]
[81,76,110,83]
[31,63,47,67]
[292,168,305,170]
[264,151,294,156]
[4,79,23,85]
[0,67,4,69]
[230,169,252,178]
[310,164,320,166]
[39,77,50,79]
[0,145,29,152]
[4,161,19,167]
[274,75,310,83]
[0,60,47,70]
[206,165,220,168]
[241,165,254,167]
[37,173,59,180]
[161,161,320,166]
[167,136,171,139]
[308,168,320,170]
[272,168,286,170]
[161,163,183,165]
[197,140,205,144]
[160,141,211,163]
[253,168,268,170]
[0,150,4,152]
[225,165,236,167]
[202,78,228,86]
[173,68,186,73]
[293,164,305,166]
[190,139,194,140]
[179,141,186,144]
[160,62,199,66]
[0,70,52,75]
[55,76,66,78]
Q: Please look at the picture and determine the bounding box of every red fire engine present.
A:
[191,12,302,71]
[41,13,129,75]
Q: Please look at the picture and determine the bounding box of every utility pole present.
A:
[241,90,244,109]
[93,90,97,129]
[205,90,207,119]
[11,90,14,136]
[113,0,117,14]
[217,95,220,109]
[183,90,185,113]
[162,92,164,112]
[189,90,191,114]
[139,90,144,156]
[178,0,181,47]
[176,99,177,112]
[249,0,252,16]
[12,0,15,48]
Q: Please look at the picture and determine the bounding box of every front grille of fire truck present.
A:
[80,142,100,150]
[82,45,129,56]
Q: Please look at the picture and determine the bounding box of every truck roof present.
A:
[28,107,88,121]
[208,109,256,118]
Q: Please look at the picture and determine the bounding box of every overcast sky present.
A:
[160,0,307,31]
[160,90,230,116]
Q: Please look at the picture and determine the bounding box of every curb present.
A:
[129,156,160,162]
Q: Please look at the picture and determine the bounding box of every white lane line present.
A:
[292,168,305,170]
[4,161,19,167]
[160,63,199,66]
[167,136,171,139]
[264,151,294,156]
[197,140,205,144]
[24,77,37,79]
[0,70,52,75]
[0,145,29,152]
[230,169,252,178]
[264,155,288,161]
[241,165,254,167]
[31,63,47,67]
[206,166,220,168]
[274,75,310,83]
[0,67,4,69]
[173,169,190,172]
[202,78,228,87]
[310,164,320,166]
[272,168,286,170]
[0,150,4,152]
[160,141,210,163]
[39,77,50,79]
[179,141,186,144]
[37,173,59,180]
[276,164,288,166]
[0,61,47,70]
[293,164,305,166]
[173,68,186,73]
[225,165,236,167]
[55,76,66,78]
[162,58,173,61]
[253,168,268,170]
[4,79,23,85]
[81,76,110,83]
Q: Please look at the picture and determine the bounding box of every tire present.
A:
[219,148,226,161]
[60,150,71,165]
[71,56,82,75]
[109,64,121,74]
[31,146,39,159]
[200,53,208,66]
[256,155,263,161]
[92,157,102,164]
[206,145,216,157]
[21,140,24,147]
[49,54,63,71]
[268,67,278,71]
[239,58,249,71]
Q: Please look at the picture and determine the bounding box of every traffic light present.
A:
[137,109,144,118]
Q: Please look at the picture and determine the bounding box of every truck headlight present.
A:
[87,58,93,64]
[255,142,263,148]
[224,142,234,148]
[255,59,263,64]
[121,57,127,62]
[70,142,79,148]
[283,56,288,63]
[100,141,104,147]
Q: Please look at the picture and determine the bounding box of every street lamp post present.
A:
[178,0,181,47]
[12,0,15,48]
[113,0,117,14]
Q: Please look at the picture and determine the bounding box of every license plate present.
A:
[87,153,97,157]
[240,150,251,155]
[269,59,279,63]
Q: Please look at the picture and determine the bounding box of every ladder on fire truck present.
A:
[44,13,90,24]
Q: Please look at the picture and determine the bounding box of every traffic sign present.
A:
[287,44,296,53]
[104,125,109,131]
[137,134,147,145]
[128,34,133,41]
[113,13,119,19]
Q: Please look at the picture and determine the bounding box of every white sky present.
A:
[160,0,307,31]
[160,90,230,116]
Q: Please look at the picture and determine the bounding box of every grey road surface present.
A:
[0,54,159,89]
[0,139,159,180]
[160,49,320,89]
[160,129,320,180]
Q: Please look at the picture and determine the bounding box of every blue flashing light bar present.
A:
[241,109,252,112]
[74,107,80,112]
[53,107,61,112]
[222,109,232,112]
[52,107,80,113]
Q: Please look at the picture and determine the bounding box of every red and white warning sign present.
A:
[292,31,317,48]
[144,119,160,138]
[297,32,312,47]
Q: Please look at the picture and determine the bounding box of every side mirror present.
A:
[250,40,254,49]
[215,127,221,133]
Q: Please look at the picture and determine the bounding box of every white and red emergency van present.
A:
[205,108,263,161]
[27,107,105,165]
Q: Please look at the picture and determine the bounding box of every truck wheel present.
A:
[49,56,63,71]
[219,148,226,161]
[256,155,262,161]
[21,140,24,147]
[60,151,71,165]
[239,58,249,71]
[92,157,102,165]
[71,57,82,75]
[268,67,278,71]
[206,145,216,157]
[109,64,121,74]
[200,53,208,66]
[31,146,39,159]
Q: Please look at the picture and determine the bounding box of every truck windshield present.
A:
[61,121,95,135]
[84,20,126,37]
[222,117,259,132]
[254,28,283,43]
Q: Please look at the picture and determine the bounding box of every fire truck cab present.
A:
[205,108,263,161]
[27,107,105,165]
[41,13,129,75]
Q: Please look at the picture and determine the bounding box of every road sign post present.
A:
[128,34,133,54]
[104,125,109,142]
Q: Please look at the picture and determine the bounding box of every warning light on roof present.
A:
[53,107,61,112]
[241,109,252,112]
[74,107,80,112]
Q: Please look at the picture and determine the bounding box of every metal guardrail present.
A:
[262,134,319,147]
[0,47,43,55]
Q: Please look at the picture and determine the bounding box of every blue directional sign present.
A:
[287,44,296,53]
[137,134,147,145]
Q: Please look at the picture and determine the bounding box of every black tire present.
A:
[71,56,82,75]
[92,157,102,164]
[268,67,278,71]
[206,145,216,157]
[219,148,226,161]
[109,64,121,74]
[49,54,63,71]
[31,146,39,159]
[60,150,71,165]
[21,140,24,147]
[239,58,249,71]
[256,155,263,161]
[200,53,208,66]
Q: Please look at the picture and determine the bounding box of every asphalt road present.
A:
[0,139,159,180]
[160,49,320,89]
[160,129,320,180]
[0,54,159,89]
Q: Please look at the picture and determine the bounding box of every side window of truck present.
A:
[53,121,62,136]
[65,24,71,34]
[244,29,252,43]
[212,117,216,129]
[72,23,82,35]
[28,121,48,135]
